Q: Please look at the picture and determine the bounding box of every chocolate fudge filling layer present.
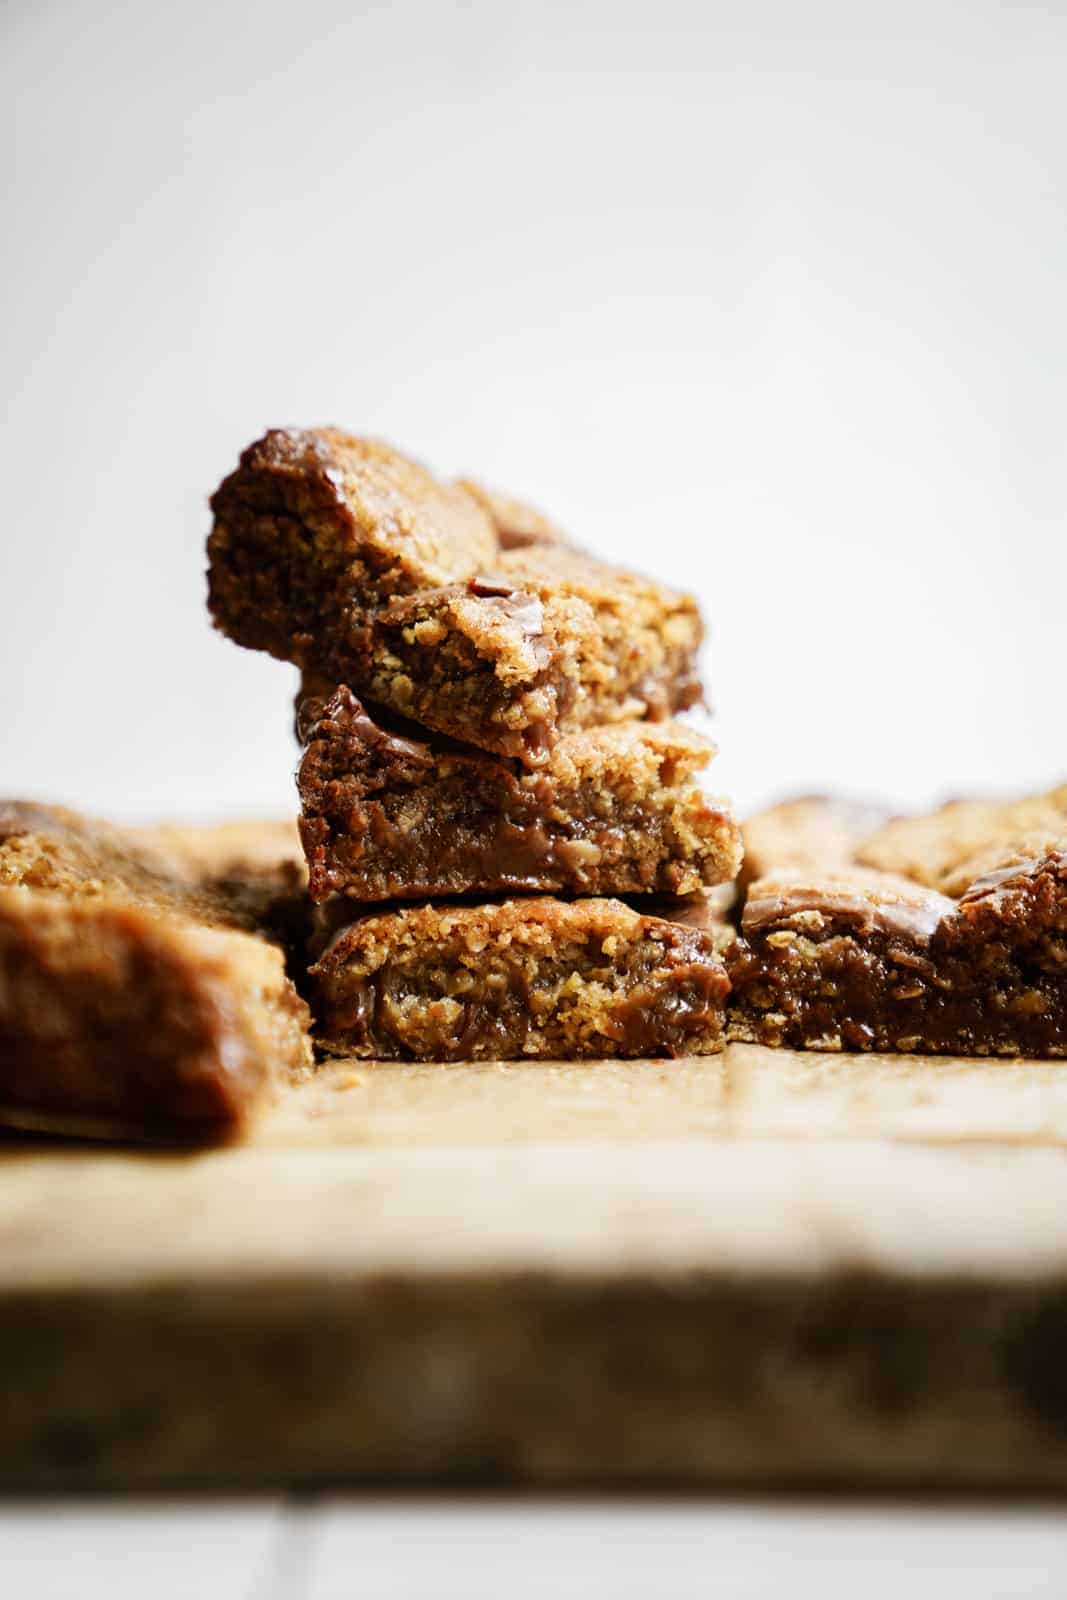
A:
[310,896,730,1061]
[727,791,1067,1058]
[297,686,740,903]
[208,428,703,762]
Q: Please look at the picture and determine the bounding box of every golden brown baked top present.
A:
[213,427,498,590]
[742,866,955,942]
[499,542,699,633]
[855,785,1067,896]
[137,818,303,879]
[0,802,303,935]
[0,801,230,921]
[743,785,1067,906]
[320,894,660,971]
[209,427,706,761]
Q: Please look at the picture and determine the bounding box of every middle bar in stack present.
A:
[296,686,739,903]
[207,427,740,1059]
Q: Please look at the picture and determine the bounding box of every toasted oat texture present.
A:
[348,574,596,762]
[207,428,498,659]
[499,540,703,715]
[310,896,730,1061]
[209,428,703,762]
[297,687,740,903]
[324,545,702,763]
[0,803,312,1137]
[728,792,1067,1058]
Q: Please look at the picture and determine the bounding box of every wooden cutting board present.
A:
[5,1044,1067,1493]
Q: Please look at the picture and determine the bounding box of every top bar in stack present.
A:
[208,429,702,762]
[728,785,1067,1058]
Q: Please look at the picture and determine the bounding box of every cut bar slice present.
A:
[207,428,499,661]
[347,572,593,762]
[335,544,702,762]
[727,794,1067,1058]
[499,541,704,723]
[209,428,703,761]
[0,803,313,1138]
[310,896,730,1060]
[296,686,741,903]
[729,864,956,1053]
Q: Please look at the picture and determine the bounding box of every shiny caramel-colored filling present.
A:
[311,898,729,1061]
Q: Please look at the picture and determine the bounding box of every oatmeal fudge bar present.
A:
[296,686,740,903]
[728,791,1067,1057]
[310,896,730,1060]
[354,543,702,760]
[208,428,702,760]
[0,803,312,1137]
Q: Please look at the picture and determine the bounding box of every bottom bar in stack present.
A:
[311,896,730,1060]
[727,786,1067,1057]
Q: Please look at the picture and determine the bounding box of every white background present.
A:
[3,0,1065,824]
[3,1498,1067,1599]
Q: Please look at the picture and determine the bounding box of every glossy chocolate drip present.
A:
[742,871,953,944]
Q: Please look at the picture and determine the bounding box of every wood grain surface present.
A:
[4,1045,1067,1492]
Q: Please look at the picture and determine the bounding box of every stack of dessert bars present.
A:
[208,428,743,1061]
[1,427,1064,1141]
